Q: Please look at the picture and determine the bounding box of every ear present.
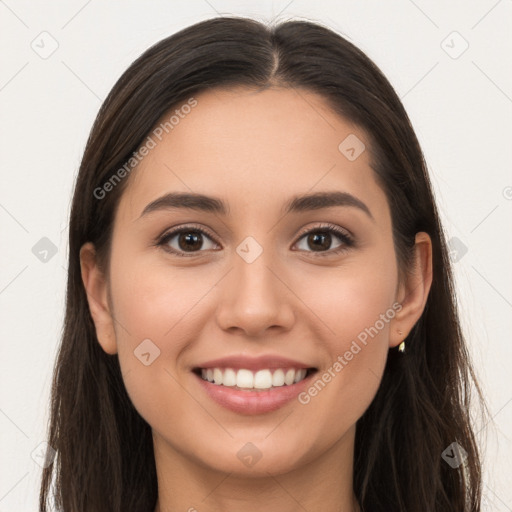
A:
[79,242,118,355]
[390,232,433,348]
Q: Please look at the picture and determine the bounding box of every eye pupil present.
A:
[179,232,202,251]
[308,232,331,251]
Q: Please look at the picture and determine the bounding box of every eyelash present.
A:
[154,222,355,258]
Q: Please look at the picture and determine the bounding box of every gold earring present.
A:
[397,330,405,353]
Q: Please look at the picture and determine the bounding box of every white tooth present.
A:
[236,369,254,388]
[284,369,295,386]
[254,369,273,389]
[205,367,306,388]
[294,368,306,383]
[223,368,237,387]
[272,369,285,387]
[213,368,224,385]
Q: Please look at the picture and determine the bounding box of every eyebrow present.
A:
[139,191,374,221]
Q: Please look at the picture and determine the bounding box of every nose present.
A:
[215,248,295,338]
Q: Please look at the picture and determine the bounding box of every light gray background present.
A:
[1,1,511,510]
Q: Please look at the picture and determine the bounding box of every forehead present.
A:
[117,86,388,222]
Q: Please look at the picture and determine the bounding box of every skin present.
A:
[80,86,432,512]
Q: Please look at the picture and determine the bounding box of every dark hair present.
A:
[40,15,489,511]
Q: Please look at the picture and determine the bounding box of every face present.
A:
[86,86,420,477]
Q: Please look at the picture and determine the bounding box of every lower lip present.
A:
[193,371,315,415]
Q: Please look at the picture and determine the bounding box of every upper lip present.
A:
[193,354,317,372]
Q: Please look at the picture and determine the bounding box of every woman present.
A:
[39,16,488,511]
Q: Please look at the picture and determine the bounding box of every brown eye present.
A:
[304,231,334,251]
[294,224,354,256]
[157,226,219,256]
[177,231,203,251]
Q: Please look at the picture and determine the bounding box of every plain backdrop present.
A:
[1,1,511,510]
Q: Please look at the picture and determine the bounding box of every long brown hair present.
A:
[40,16,489,511]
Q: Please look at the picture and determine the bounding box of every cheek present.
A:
[109,250,216,348]
[295,253,397,427]
[107,251,221,423]
[302,249,398,347]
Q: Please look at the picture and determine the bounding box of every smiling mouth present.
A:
[192,367,318,391]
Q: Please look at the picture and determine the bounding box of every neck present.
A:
[153,425,360,512]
